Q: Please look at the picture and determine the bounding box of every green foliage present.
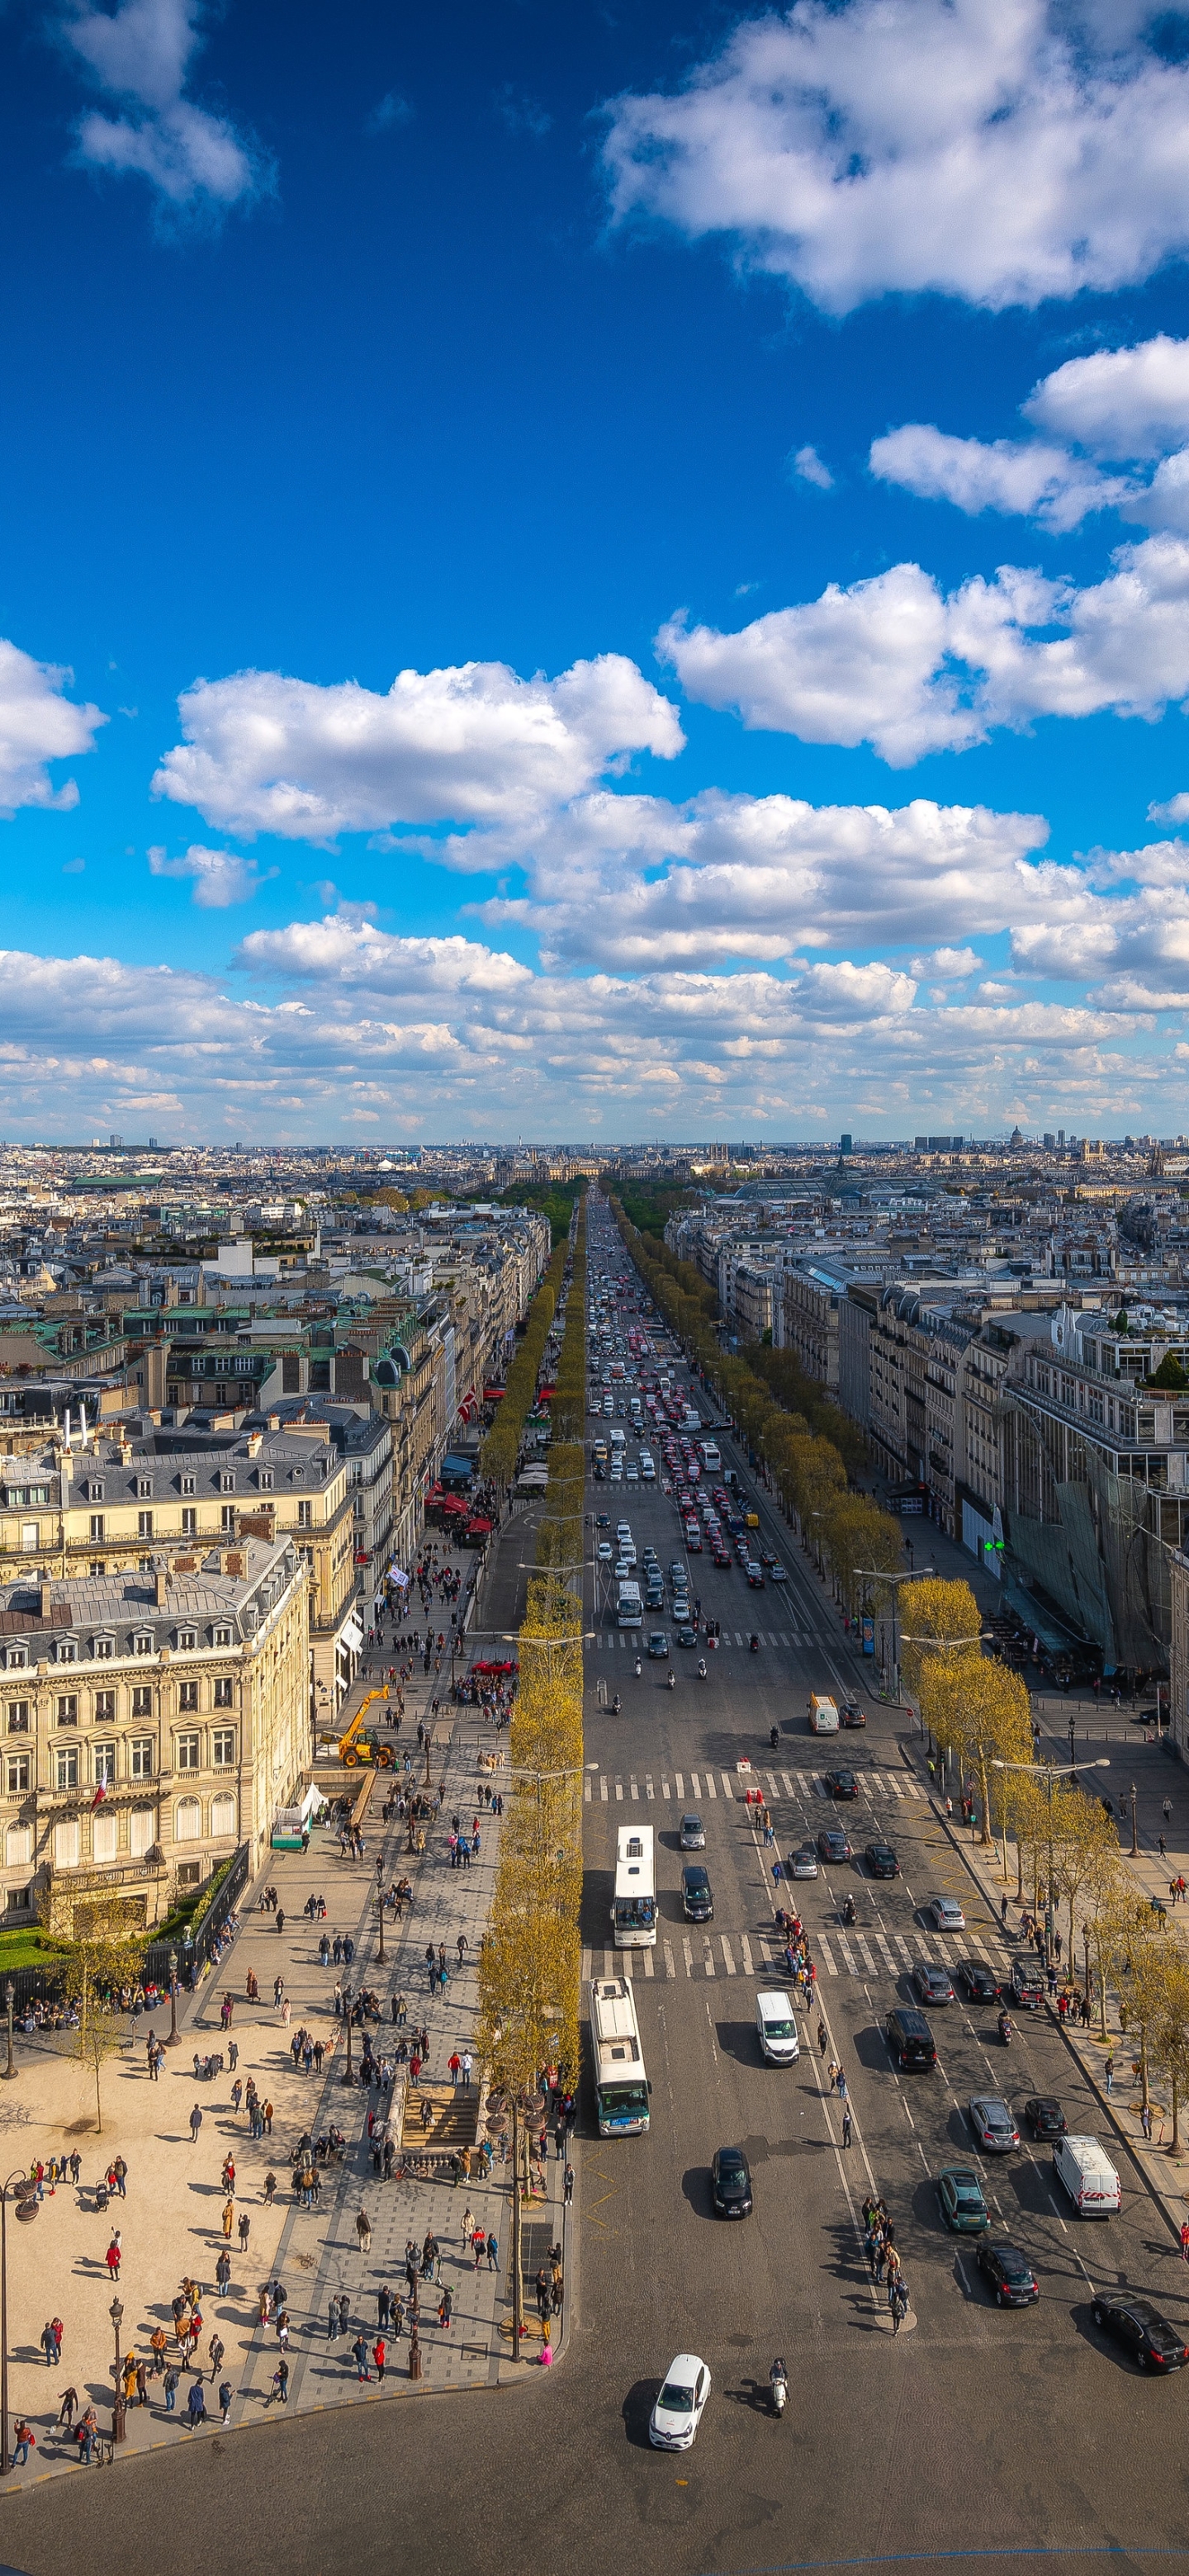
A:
[491,1177,585,1246]
[1147,1352,1188,1389]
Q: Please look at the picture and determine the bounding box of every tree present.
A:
[45,1894,149,2134]
[1049,1788,1120,1967]
[918,1647,1031,1846]
[1147,1947,1189,2151]
[898,1578,982,1696]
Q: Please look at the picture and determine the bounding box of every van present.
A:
[809,1695,840,1735]
[885,2005,937,2069]
[609,1428,626,1453]
[756,1991,800,2065]
[1053,2134,1121,2215]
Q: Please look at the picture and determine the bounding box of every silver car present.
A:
[680,1813,706,1849]
[789,1844,819,1879]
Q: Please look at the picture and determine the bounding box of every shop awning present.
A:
[339,1617,363,1655]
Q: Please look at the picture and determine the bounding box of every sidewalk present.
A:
[0,1552,570,2491]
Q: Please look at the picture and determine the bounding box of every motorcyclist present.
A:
[666,1669,675,1690]
[698,1658,708,1679]
[769,2356,788,2415]
[749,1634,760,1654]
[611,1693,622,1716]
[842,1894,856,1926]
[770,1725,779,1750]
[997,2009,1013,2043]
[634,1658,642,1679]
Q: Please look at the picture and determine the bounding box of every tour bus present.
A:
[700,1442,721,1472]
[591,1976,651,2135]
[617,1579,642,1628]
[612,1824,656,1948]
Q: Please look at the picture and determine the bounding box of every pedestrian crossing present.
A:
[580,1922,1006,1985]
[583,1767,923,1806]
[591,1628,819,1650]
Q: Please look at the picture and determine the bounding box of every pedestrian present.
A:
[487,2228,500,2270]
[57,2385,78,2429]
[221,2198,234,2241]
[841,2103,852,2149]
[373,2336,386,2383]
[187,2379,206,2429]
[1181,2220,1189,2263]
[163,2367,180,2413]
[238,2209,251,2251]
[208,2333,225,2384]
[353,2334,370,2380]
[817,2018,828,2058]
[563,2162,574,2206]
[189,2105,202,2143]
[12,2420,35,2468]
[1141,2101,1153,2141]
[105,2233,121,2280]
[1105,2054,1115,2095]
[218,2379,233,2426]
[265,2360,288,2406]
[356,2207,372,2256]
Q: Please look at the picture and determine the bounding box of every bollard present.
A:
[409,2332,423,2380]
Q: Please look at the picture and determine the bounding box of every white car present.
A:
[769,1563,788,1584]
[597,1541,613,1561]
[649,2352,711,2451]
[928,1896,966,1931]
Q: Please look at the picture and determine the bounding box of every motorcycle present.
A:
[770,1726,779,1750]
[666,1670,675,1690]
[841,1896,857,1927]
[749,1635,760,1655]
[610,1693,622,1717]
[770,2360,788,2418]
[697,1660,708,1680]
[997,2011,1013,2045]
[634,1659,642,1679]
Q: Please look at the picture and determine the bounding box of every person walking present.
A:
[218,2379,233,2427]
[1105,2054,1115,2095]
[189,2105,202,2144]
[356,2207,373,2256]
[187,2378,206,2429]
[372,2336,386,2384]
[352,2333,370,2380]
[841,2103,852,2149]
[265,2360,289,2406]
[817,2017,828,2058]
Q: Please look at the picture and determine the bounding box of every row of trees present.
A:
[477,1193,586,2341]
[478,1240,570,1488]
[610,1200,904,1630]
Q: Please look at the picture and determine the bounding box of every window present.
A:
[212,1626,232,1649]
[4,1650,25,1672]
[92,1635,113,1660]
[129,1805,155,1856]
[5,1703,27,1735]
[174,1796,201,1841]
[93,1744,116,1785]
[5,1754,29,1796]
[176,1730,200,1768]
[56,1641,76,1664]
[136,1477,152,1499]
[92,1810,118,1863]
[55,1695,78,1726]
[178,1680,199,1714]
[213,1677,233,1710]
[220,1471,235,1493]
[180,1475,196,1497]
[5,1823,31,1867]
[138,1510,154,1540]
[138,1558,153,1575]
[181,1508,197,1538]
[5,1887,30,1912]
[89,1562,106,1578]
[258,1470,273,1490]
[176,1859,202,1887]
[131,1686,153,1719]
[130,1737,154,1778]
[54,1817,79,1868]
[89,1514,105,1543]
[20,1523,37,1551]
[212,1726,234,1764]
[296,1499,312,1529]
[87,1479,104,1503]
[220,1505,235,1532]
[211,1790,236,1837]
[177,1629,197,1652]
[132,1634,154,1657]
[55,1744,78,1790]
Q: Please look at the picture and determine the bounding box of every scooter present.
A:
[698,1660,708,1680]
[770,1726,779,1750]
[749,1635,760,1655]
[610,1693,622,1717]
[997,2011,1013,2045]
[841,1896,857,1928]
[666,1670,675,1690]
[770,2360,788,2418]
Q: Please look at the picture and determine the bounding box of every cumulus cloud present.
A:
[791,444,833,490]
[147,844,267,906]
[910,946,983,979]
[869,424,1129,533]
[1149,792,1189,826]
[1025,334,1189,460]
[153,653,683,841]
[0,638,105,814]
[603,0,1189,315]
[64,0,261,210]
[659,533,1189,764]
[235,916,533,994]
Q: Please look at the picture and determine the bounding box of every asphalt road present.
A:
[7,1206,1189,2576]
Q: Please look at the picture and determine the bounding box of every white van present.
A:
[756,1991,800,2065]
[1053,2134,1120,2215]
[609,1427,627,1453]
[808,1694,840,1735]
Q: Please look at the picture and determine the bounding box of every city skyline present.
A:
[7,3,1189,1139]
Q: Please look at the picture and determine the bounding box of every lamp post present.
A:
[164,1946,179,2048]
[1068,1717,1077,1783]
[1131,1780,1139,1858]
[110,2294,126,2443]
[2,1983,16,2082]
[376,1856,386,1968]
[992,1756,1111,1965]
[0,2172,38,2474]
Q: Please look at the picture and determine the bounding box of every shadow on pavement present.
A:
[680,2166,714,2222]
[622,2376,661,2446]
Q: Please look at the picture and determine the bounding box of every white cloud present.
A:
[660,533,1189,764]
[1025,334,1189,459]
[1149,793,1189,826]
[147,843,266,906]
[791,443,833,490]
[909,945,983,979]
[0,638,105,814]
[869,424,1129,533]
[603,1,1189,315]
[236,916,533,995]
[64,0,261,209]
[153,653,683,841]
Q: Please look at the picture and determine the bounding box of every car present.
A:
[927,1896,966,1931]
[597,1541,613,1562]
[757,1546,777,1568]
[768,1561,788,1584]
[647,1631,670,1660]
[596,1513,610,1529]
[675,1625,699,1648]
[914,1962,955,2006]
[1091,2294,1189,2370]
[711,2145,753,2218]
[746,1563,765,1587]
[1025,2095,1068,2139]
[680,1813,706,1849]
[817,1827,853,1863]
[865,1842,899,1879]
[840,1702,867,1727]
[824,1767,859,1800]
[649,2354,711,2450]
[613,1560,633,1582]
[681,1864,713,1922]
[668,1562,685,1581]
[957,1959,1001,2003]
[789,1843,819,1879]
[1011,1958,1045,2009]
[968,2095,1020,2153]
[976,2241,1040,2307]
[937,2166,990,2233]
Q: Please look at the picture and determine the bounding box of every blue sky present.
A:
[8,0,1189,1141]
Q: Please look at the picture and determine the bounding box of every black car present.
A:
[1091,2294,1189,2370]
[681,1864,714,1923]
[711,2145,753,2218]
[976,2241,1040,2308]
[957,1959,1001,2004]
[865,1842,899,1879]
[675,1625,699,1648]
[1025,2095,1068,2139]
[823,1768,859,1801]
[817,1827,853,1863]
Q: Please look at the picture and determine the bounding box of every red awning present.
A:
[483,1385,504,1401]
[465,1517,493,1535]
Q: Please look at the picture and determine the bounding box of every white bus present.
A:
[591,1976,651,2135]
[617,1579,642,1627]
[700,1441,721,1472]
[612,1824,656,1948]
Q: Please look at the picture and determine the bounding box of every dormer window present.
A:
[88,1478,104,1503]
[258,1470,273,1490]
[219,1471,235,1493]
[5,1649,26,1672]
[212,1625,232,1648]
[92,1636,114,1660]
[57,1640,77,1664]
[131,1631,154,1656]
[136,1477,152,1499]
[180,1475,196,1497]
[177,1628,197,1652]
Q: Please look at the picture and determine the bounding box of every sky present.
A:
[11,2,1189,1144]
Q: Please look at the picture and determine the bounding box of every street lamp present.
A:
[164,1946,180,2048]
[992,1756,1111,1965]
[1131,1779,1139,1858]
[110,2294,126,2444]
[2,1983,15,2083]
[375,1855,386,1968]
[0,2172,38,2475]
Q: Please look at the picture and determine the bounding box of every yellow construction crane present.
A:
[336,1688,396,1769]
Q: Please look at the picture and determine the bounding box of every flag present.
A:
[91,1780,107,1810]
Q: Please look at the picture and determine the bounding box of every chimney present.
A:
[39,1582,52,1620]
[225,1549,247,1581]
[154,1568,168,1608]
